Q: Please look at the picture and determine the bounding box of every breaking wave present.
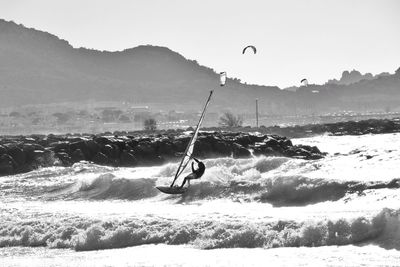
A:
[3,157,400,205]
[70,174,159,200]
[2,133,400,254]
[1,208,399,251]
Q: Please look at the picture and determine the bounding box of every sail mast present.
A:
[170,90,213,187]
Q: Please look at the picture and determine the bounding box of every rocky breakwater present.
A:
[261,118,400,138]
[0,132,325,176]
[202,118,400,138]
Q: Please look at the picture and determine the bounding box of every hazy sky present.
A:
[1,0,399,88]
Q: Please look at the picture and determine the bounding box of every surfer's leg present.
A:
[180,173,195,188]
[180,173,196,188]
[180,178,187,188]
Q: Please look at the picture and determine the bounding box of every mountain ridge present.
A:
[1,19,399,114]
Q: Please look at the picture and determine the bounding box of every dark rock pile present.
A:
[0,132,325,176]
[276,118,400,138]
[203,118,400,138]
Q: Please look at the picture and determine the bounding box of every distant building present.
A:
[129,106,149,112]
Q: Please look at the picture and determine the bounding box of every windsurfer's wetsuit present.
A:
[180,158,205,188]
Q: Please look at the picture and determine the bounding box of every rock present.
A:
[279,138,293,148]
[92,152,111,165]
[0,130,326,175]
[155,140,174,156]
[46,150,56,164]
[120,151,138,166]
[0,154,15,175]
[299,145,321,154]
[127,139,139,148]
[52,141,70,153]
[213,141,232,156]
[71,149,86,162]
[101,144,120,159]
[232,143,251,158]
[31,150,45,165]
[308,153,324,160]
[282,147,297,157]
[6,145,26,166]
[234,134,253,147]
[67,137,88,143]
[94,136,113,145]
[112,138,127,152]
[0,145,7,154]
[22,143,45,162]
[56,152,73,166]
[70,140,90,159]
[86,140,101,159]
[264,138,281,151]
[249,134,265,143]
[172,140,185,153]
[193,139,213,157]
[252,144,276,156]
[134,141,155,157]
[284,146,323,160]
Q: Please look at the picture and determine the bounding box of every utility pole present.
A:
[256,99,259,128]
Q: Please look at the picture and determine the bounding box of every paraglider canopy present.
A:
[300,78,308,86]
[242,45,256,54]
[219,72,227,86]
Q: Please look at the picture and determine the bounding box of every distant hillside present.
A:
[0,19,283,113]
[326,70,391,85]
[1,19,400,114]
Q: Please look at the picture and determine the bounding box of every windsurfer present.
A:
[156,91,212,194]
[179,158,205,188]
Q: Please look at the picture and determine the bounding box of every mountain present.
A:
[326,70,391,85]
[0,19,400,115]
[0,19,283,113]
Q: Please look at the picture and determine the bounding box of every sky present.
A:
[0,0,399,88]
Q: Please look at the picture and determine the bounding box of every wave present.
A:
[0,162,118,200]
[72,174,159,200]
[258,176,360,206]
[3,157,400,205]
[1,208,399,251]
[170,176,400,206]
[38,173,352,204]
[9,156,286,201]
[68,174,159,200]
[67,173,400,206]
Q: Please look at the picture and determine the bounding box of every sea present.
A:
[1,133,400,266]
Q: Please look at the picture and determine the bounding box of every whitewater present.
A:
[1,133,400,266]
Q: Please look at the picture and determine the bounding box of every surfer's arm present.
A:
[193,157,199,163]
[191,162,196,172]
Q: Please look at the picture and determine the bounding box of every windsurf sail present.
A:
[170,90,213,187]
